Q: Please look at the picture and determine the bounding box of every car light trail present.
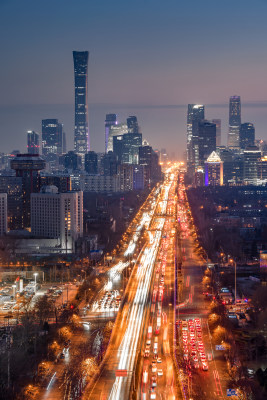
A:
[107,176,174,400]
[108,222,164,400]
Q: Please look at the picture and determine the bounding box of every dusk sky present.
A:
[1,0,267,157]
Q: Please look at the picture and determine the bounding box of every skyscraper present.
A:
[105,114,117,152]
[101,152,117,176]
[190,104,205,174]
[42,119,63,156]
[198,120,216,167]
[107,123,128,153]
[240,123,255,150]
[62,151,82,171]
[212,119,221,147]
[243,145,261,185]
[73,51,89,162]
[27,131,40,154]
[122,132,142,164]
[186,104,196,169]
[85,151,98,174]
[204,151,223,186]
[127,116,139,133]
[228,96,241,149]
[10,154,46,228]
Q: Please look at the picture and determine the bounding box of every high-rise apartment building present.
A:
[243,146,261,185]
[85,151,98,174]
[0,177,22,230]
[240,123,255,150]
[31,186,83,253]
[73,51,89,162]
[42,119,64,156]
[0,193,7,235]
[27,131,40,154]
[105,114,117,153]
[228,96,241,149]
[10,154,46,228]
[211,119,221,147]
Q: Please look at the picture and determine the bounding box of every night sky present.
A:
[1,0,267,157]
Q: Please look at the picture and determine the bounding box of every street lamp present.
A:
[33,273,38,293]
[12,284,16,299]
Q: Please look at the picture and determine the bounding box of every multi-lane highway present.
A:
[84,167,179,400]
[174,174,227,400]
[80,166,229,400]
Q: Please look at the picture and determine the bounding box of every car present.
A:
[157,369,163,376]
[144,350,150,357]
[207,353,212,361]
[202,362,208,371]
[152,365,157,373]
[151,375,157,387]
[59,352,65,359]
[157,357,162,363]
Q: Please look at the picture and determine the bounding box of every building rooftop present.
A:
[206,151,222,163]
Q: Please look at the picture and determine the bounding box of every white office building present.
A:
[31,186,83,252]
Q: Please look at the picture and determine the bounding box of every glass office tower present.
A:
[73,51,89,163]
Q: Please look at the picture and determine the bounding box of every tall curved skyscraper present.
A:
[73,51,89,163]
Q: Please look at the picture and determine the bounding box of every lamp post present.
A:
[33,273,38,293]
[12,284,16,299]
[234,259,237,306]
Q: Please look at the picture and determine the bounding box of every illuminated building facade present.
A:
[187,104,205,175]
[31,186,83,253]
[204,151,223,186]
[243,146,261,185]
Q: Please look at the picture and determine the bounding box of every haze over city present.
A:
[1,0,267,155]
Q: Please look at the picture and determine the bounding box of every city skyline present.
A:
[1,0,267,155]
